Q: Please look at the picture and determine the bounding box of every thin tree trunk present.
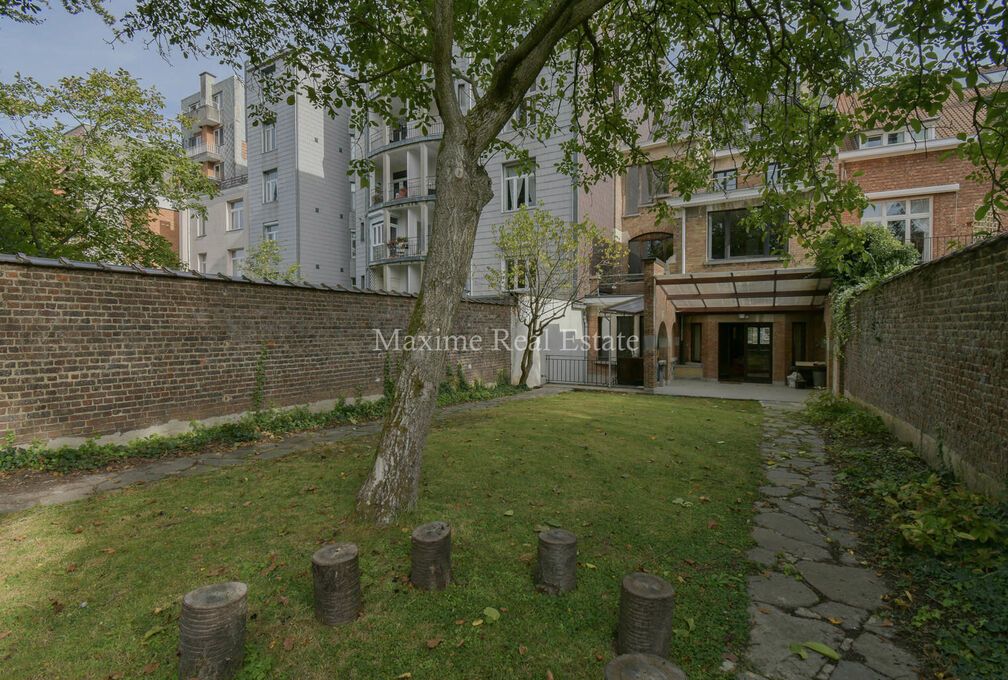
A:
[518,326,537,385]
[355,135,493,524]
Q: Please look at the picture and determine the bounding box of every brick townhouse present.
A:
[585,84,1000,389]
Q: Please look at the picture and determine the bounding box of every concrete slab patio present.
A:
[654,381,814,402]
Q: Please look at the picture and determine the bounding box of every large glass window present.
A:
[708,208,786,260]
[628,232,675,275]
[861,197,930,257]
[503,163,535,212]
[623,164,668,214]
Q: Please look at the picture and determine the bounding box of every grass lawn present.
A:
[0,391,763,680]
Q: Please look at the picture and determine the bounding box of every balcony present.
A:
[185,104,222,132]
[187,141,221,163]
[370,236,426,264]
[368,119,444,154]
[923,230,1005,262]
[369,176,436,209]
[589,272,646,296]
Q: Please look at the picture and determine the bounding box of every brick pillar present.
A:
[642,258,665,390]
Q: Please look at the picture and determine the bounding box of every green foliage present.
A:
[803,392,1008,678]
[0,380,527,473]
[811,224,919,353]
[239,239,303,281]
[0,0,110,24]
[0,69,216,265]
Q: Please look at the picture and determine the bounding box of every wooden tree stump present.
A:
[178,582,248,680]
[604,653,688,680]
[311,542,362,624]
[617,572,676,657]
[534,528,577,595]
[410,521,452,590]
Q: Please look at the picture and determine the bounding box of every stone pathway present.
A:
[740,401,923,680]
[0,385,570,514]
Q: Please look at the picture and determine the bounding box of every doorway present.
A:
[718,323,773,383]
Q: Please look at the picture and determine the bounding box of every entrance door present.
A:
[718,323,773,383]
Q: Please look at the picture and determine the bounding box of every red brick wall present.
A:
[0,262,512,444]
[840,233,1008,493]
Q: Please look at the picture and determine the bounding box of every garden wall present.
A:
[0,255,512,446]
[840,232,1008,496]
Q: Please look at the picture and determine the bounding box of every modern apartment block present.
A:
[244,64,354,286]
[178,72,249,275]
[351,81,614,296]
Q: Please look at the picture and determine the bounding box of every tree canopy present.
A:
[0,68,216,266]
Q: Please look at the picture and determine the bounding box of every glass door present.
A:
[744,324,772,382]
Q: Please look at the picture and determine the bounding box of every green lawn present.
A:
[0,391,763,680]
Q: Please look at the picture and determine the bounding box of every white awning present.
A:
[654,267,831,312]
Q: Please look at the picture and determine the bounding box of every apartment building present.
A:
[589,90,997,389]
[351,80,614,296]
[179,72,249,275]
[244,64,354,286]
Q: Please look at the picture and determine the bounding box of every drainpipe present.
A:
[680,207,686,274]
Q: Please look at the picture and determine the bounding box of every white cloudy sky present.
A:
[0,1,233,117]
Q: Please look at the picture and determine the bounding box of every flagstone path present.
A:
[738,401,923,680]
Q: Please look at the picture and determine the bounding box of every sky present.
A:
[0,1,234,117]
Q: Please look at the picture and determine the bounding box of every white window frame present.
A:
[229,248,245,275]
[263,169,278,203]
[861,197,932,259]
[262,121,276,152]
[192,210,206,238]
[350,227,357,258]
[212,92,222,109]
[196,253,207,273]
[503,256,535,292]
[213,127,222,146]
[713,168,738,192]
[502,162,535,212]
[263,222,278,241]
[858,125,935,149]
[227,199,244,231]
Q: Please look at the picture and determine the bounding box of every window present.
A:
[262,121,276,152]
[503,162,535,212]
[350,227,357,258]
[189,134,200,150]
[792,322,807,362]
[766,163,784,185]
[861,197,930,257]
[689,323,702,363]
[263,222,278,241]
[212,92,222,109]
[229,248,245,275]
[227,199,244,231]
[213,128,222,146]
[211,163,222,179]
[196,253,207,273]
[263,169,278,202]
[858,126,934,149]
[623,164,667,214]
[504,257,535,291]
[713,168,738,191]
[192,211,206,237]
[708,207,786,260]
[628,233,675,276]
[259,63,275,78]
[457,83,468,113]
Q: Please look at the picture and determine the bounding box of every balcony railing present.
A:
[923,230,1005,261]
[370,177,437,207]
[185,104,222,131]
[368,119,444,151]
[187,141,221,162]
[589,272,646,296]
[370,236,426,263]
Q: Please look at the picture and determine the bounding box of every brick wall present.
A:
[840,233,1008,496]
[0,260,512,445]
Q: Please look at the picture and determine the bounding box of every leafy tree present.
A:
[239,238,303,281]
[0,0,109,24]
[122,0,1005,523]
[0,69,216,266]
[486,205,624,386]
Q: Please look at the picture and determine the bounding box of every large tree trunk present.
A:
[355,134,493,524]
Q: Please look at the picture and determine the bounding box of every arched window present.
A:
[628,232,675,275]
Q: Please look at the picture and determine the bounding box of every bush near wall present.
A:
[0,255,513,446]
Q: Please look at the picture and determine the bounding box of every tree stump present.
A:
[311,542,362,624]
[534,528,577,595]
[617,572,676,657]
[604,653,688,680]
[178,581,248,680]
[410,521,452,590]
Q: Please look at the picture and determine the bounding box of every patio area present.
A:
[654,380,815,403]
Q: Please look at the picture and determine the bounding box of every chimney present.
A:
[200,72,216,106]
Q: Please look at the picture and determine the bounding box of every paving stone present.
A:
[747,604,844,680]
[748,572,820,609]
[747,547,778,566]
[794,606,822,619]
[772,499,819,523]
[790,495,824,508]
[797,562,888,611]
[824,512,855,530]
[752,527,831,562]
[764,469,809,487]
[826,530,859,549]
[829,661,887,680]
[759,485,794,497]
[864,616,899,638]
[852,633,920,679]
[838,552,860,567]
[754,512,828,547]
[811,602,869,631]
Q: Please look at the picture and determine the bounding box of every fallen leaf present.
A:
[472,619,483,626]
[827,617,843,625]
[595,653,603,661]
[71,526,83,534]
[789,642,808,660]
[456,639,465,648]
[584,562,597,569]
[396,674,412,679]
[758,607,771,614]
[483,607,501,623]
[242,501,252,507]
[142,625,167,643]
[50,599,64,614]
[802,641,839,660]
[283,636,295,651]
[707,518,720,530]
[103,548,116,554]
[426,638,443,649]
[278,596,290,607]
[546,669,554,680]
[141,662,158,675]
[519,645,528,655]
[503,510,514,516]
[0,631,10,640]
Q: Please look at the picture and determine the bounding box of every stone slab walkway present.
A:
[739,401,923,680]
[0,386,570,514]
